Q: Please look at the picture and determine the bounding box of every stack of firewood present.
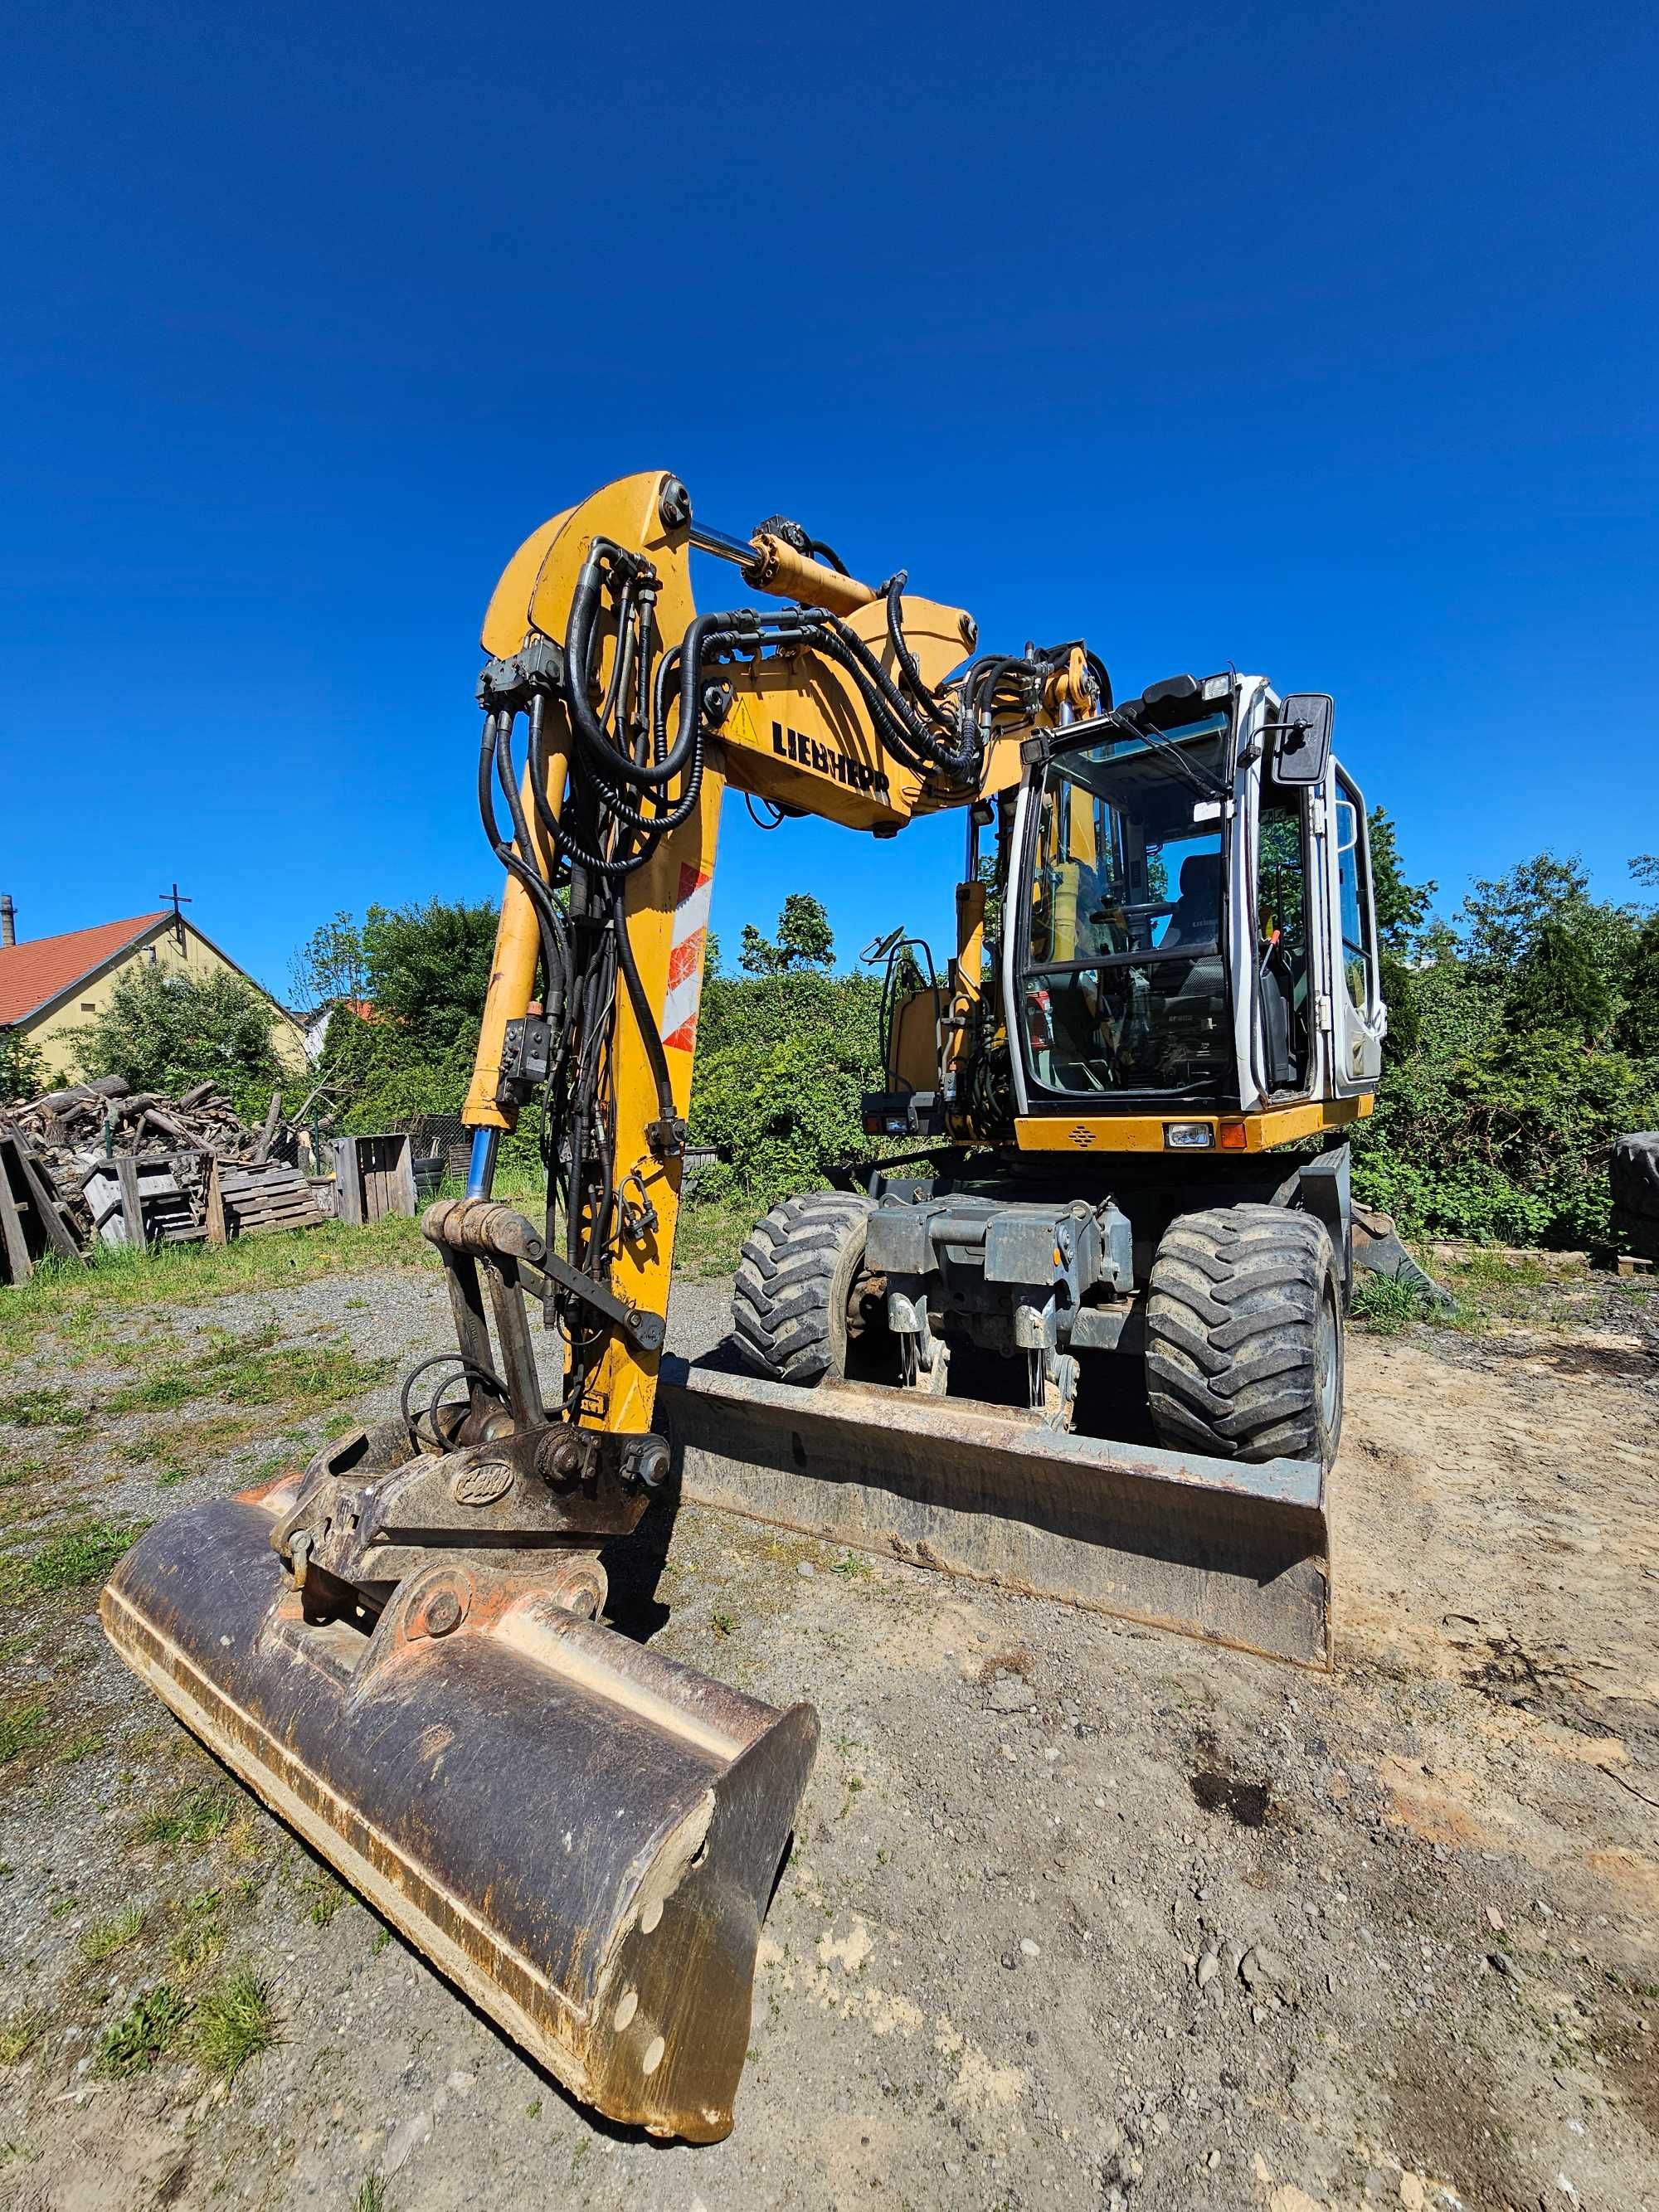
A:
[0,1076,333,1278]
[5,1073,297,1164]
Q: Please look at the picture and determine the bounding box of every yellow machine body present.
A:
[105,470,1382,2144]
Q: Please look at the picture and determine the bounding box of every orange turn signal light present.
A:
[1218,1121,1248,1151]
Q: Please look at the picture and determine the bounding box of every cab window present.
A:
[1334,772,1373,1014]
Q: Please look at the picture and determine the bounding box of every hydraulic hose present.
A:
[883,571,948,727]
[477,709,569,1011]
[611,886,679,1130]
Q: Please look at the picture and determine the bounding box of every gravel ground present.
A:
[0,1256,1655,2211]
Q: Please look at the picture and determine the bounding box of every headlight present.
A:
[1163,1122,1215,1150]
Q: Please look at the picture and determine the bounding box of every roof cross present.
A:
[158,882,192,951]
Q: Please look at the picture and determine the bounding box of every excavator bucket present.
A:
[659,1353,1331,1670]
[101,1475,817,2142]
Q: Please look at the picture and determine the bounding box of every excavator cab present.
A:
[1007,673,1384,1119]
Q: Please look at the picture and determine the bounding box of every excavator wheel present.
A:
[1145,1204,1343,1468]
[732,1192,890,1385]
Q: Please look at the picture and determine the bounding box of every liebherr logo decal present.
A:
[771,721,890,800]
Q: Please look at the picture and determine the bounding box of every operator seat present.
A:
[1159,853,1221,951]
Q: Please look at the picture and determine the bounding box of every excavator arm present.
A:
[454,469,1087,1448]
[100,469,1095,2146]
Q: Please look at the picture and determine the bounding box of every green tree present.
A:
[0,1028,47,1104]
[1367,806,1437,951]
[1618,914,1659,1057]
[738,894,835,976]
[1461,852,1593,976]
[688,966,883,1208]
[1509,907,1618,1045]
[1617,856,1659,1056]
[73,967,285,1106]
[298,899,501,1130]
[361,901,499,1052]
[1364,808,1437,1060]
[290,911,367,1008]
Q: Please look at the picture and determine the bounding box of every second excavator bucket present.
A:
[101,1475,817,2142]
[659,1352,1331,1669]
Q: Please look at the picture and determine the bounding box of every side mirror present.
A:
[1268,693,1334,786]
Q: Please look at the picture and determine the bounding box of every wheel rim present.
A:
[1315,1286,1340,1434]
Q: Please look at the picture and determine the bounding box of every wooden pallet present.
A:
[81,1154,207,1247]
[206,1159,329,1243]
[333,1134,417,1228]
[0,1131,86,1283]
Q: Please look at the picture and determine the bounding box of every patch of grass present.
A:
[56,1727,107,1764]
[0,2010,46,2064]
[107,1325,391,1422]
[370,1923,392,1955]
[20,1518,148,1595]
[353,2177,389,2212]
[302,1873,347,1927]
[80,1906,144,1963]
[829,1550,870,1579]
[0,1700,49,1766]
[193,1965,279,2081]
[137,1783,236,1850]
[1350,1271,1433,1335]
[710,1610,737,1637]
[0,1456,47,1490]
[168,1918,225,1981]
[95,1983,190,2078]
[0,1218,434,1365]
[672,1194,751,1279]
[0,1388,86,1430]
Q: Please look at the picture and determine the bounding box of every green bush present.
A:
[71,966,285,1114]
[0,1028,46,1104]
[278,840,1659,1260]
[688,967,884,1210]
[1352,853,1659,1246]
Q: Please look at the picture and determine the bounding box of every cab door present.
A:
[1317,766,1385,1093]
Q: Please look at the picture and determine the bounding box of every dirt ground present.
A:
[0,1247,1655,2212]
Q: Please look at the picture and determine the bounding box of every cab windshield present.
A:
[1022,716,1233,1097]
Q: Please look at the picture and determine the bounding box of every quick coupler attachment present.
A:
[102,1477,819,2141]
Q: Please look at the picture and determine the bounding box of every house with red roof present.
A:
[0,899,307,1084]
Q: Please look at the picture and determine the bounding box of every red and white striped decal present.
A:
[661,861,713,1053]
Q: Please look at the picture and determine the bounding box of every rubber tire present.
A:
[1613,1205,1659,1262]
[1610,1134,1659,1223]
[1146,1204,1344,1467]
[732,1192,876,1385]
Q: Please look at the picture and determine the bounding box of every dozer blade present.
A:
[101,1480,817,2142]
[659,1353,1331,1670]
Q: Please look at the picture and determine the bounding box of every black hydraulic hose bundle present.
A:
[473,535,1066,1397]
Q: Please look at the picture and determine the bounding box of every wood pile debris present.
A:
[0,1075,338,1281]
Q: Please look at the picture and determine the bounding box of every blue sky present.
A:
[3,2,1654,1002]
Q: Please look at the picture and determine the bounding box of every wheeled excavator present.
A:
[104,470,1386,2143]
